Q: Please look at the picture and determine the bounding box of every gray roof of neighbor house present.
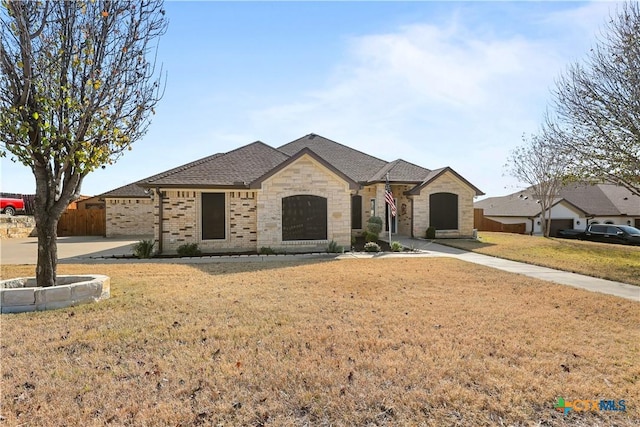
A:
[475,183,640,217]
[101,133,482,195]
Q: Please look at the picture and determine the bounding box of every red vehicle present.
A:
[0,197,25,216]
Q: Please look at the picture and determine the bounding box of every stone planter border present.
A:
[0,275,110,314]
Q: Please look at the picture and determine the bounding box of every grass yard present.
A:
[1,259,639,426]
[438,232,640,286]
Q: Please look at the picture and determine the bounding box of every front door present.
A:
[385,199,397,233]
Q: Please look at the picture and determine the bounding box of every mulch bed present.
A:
[351,237,392,252]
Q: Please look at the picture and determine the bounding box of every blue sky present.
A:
[0,1,619,199]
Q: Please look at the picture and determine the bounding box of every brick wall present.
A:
[155,190,258,253]
[256,154,352,252]
[105,198,154,237]
[411,171,476,238]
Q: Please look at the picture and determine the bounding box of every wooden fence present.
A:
[57,209,106,237]
[474,208,526,234]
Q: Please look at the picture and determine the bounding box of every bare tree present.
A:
[505,132,570,237]
[550,1,640,196]
[0,1,167,286]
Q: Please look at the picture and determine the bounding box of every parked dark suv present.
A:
[582,224,640,246]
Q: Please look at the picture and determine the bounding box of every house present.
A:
[102,134,483,253]
[475,183,640,236]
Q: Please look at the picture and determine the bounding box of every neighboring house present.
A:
[103,134,483,253]
[475,183,640,236]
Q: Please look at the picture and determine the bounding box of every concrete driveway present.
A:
[0,235,150,265]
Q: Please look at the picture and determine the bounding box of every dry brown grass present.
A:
[438,232,640,286]
[1,259,639,426]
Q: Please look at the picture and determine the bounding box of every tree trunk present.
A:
[32,165,76,288]
[35,217,58,287]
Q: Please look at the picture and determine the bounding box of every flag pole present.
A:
[386,173,392,244]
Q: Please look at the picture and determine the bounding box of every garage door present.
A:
[550,219,574,237]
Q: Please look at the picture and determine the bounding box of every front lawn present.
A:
[437,232,640,286]
[2,259,638,426]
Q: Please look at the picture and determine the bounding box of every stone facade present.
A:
[105,198,154,237]
[0,216,36,239]
[411,171,476,238]
[256,154,352,252]
[142,160,477,254]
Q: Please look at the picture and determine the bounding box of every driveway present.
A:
[0,235,149,265]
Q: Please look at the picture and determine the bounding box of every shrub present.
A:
[426,226,436,239]
[133,239,155,259]
[366,216,383,236]
[259,246,275,255]
[363,231,378,242]
[176,243,201,257]
[390,241,403,252]
[364,242,381,253]
[327,240,343,253]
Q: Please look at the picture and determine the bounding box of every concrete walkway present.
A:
[378,235,639,302]
[1,235,638,302]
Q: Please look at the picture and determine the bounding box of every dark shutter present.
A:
[282,195,327,240]
[351,195,362,229]
[202,193,225,239]
[429,193,458,230]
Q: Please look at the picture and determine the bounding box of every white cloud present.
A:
[249,12,584,197]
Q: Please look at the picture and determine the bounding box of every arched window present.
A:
[282,195,327,240]
[429,192,458,230]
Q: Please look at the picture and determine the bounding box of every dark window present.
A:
[351,195,362,229]
[202,193,225,239]
[282,195,327,241]
[429,192,458,230]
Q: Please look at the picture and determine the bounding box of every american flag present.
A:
[385,180,396,217]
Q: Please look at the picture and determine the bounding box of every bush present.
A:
[363,231,378,242]
[133,239,155,259]
[364,242,381,253]
[327,240,343,253]
[366,216,383,236]
[259,246,275,255]
[426,226,436,239]
[176,243,201,257]
[390,241,403,252]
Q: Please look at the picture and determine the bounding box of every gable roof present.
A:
[137,142,289,188]
[249,147,359,190]
[100,134,482,196]
[407,167,485,196]
[475,183,640,217]
[559,183,639,216]
[278,134,388,183]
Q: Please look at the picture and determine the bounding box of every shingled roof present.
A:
[101,133,482,195]
[475,183,640,217]
[99,182,150,198]
[278,134,388,183]
[137,142,288,188]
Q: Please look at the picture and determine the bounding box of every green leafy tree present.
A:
[547,1,640,196]
[0,1,167,286]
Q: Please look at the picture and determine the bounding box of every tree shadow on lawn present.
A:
[435,238,496,252]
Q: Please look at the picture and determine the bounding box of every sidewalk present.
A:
[380,235,639,302]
